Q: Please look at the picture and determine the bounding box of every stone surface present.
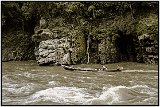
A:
[31,13,158,65]
[2,48,23,62]
[32,29,54,42]
[69,29,86,64]
[97,36,119,64]
[137,33,158,64]
[35,38,71,65]
[32,27,87,65]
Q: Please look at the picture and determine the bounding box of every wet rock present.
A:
[48,45,55,50]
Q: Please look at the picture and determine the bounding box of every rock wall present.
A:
[31,13,158,65]
[32,28,71,65]
[70,29,86,64]
[137,34,158,64]
[32,27,86,65]
[92,36,119,64]
[2,48,18,61]
[36,38,71,65]
[136,13,158,64]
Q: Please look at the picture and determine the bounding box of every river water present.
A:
[2,61,158,105]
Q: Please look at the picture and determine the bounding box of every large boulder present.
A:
[35,38,71,65]
[32,28,73,65]
[32,27,87,65]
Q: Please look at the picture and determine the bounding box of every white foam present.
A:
[87,85,158,105]
[23,72,33,78]
[3,83,38,95]
[26,87,93,105]
[19,85,158,105]
[87,86,126,105]
[142,97,158,104]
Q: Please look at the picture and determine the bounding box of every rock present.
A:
[39,48,45,52]
[138,34,150,40]
[48,50,54,53]
[97,36,119,63]
[70,29,86,64]
[47,53,56,61]
[2,48,17,61]
[34,37,72,65]
[32,27,88,65]
[137,33,158,64]
[39,44,48,49]
[38,58,49,65]
[39,50,49,57]
[62,53,71,65]
[32,29,53,42]
[40,17,47,29]
[48,45,55,50]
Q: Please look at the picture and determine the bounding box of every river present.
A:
[2,61,158,105]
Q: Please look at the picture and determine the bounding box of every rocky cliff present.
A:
[32,12,158,65]
[32,27,86,65]
[2,2,158,65]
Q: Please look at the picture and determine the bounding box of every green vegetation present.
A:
[136,13,158,41]
[2,1,158,63]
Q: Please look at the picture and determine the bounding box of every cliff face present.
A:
[32,27,86,65]
[31,12,158,65]
[136,13,158,64]
[2,2,158,65]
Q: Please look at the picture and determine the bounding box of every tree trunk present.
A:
[87,6,95,64]
[87,34,90,64]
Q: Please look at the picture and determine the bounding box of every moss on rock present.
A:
[70,29,86,64]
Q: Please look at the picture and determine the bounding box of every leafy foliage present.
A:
[136,13,158,35]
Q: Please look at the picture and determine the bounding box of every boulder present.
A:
[39,50,49,57]
[35,37,71,65]
[62,53,71,65]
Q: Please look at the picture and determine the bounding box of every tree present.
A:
[86,5,96,64]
